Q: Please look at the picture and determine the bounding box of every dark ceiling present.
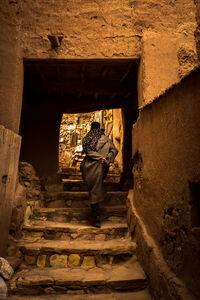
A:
[23,59,139,113]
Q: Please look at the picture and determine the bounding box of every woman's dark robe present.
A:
[82,135,118,204]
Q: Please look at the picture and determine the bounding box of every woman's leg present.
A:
[90,203,101,228]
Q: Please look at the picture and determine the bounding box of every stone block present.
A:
[68,254,81,267]
[67,289,84,294]
[24,255,36,265]
[23,231,43,240]
[95,234,106,241]
[70,217,79,224]
[50,254,68,267]
[66,200,72,207]
[0,257,14,280]
[108,256,114,265]
[6,257,21,271]
[7,246,21,258]
[0,277,7,299]
[37,255,46,268]
[81,256,96,269]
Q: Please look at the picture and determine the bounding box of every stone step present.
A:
[9,257,147,295]
[42,191,127,208]
[8,290,152,299]
[13,239,136,268]
[62,179,123,192]
[33,206,126,224]
[22,221,129,241]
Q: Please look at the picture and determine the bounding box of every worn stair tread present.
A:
[8,290,152,299]
[34,205,126,213]
[23,220,128,231]
[17,238,136,254]
[10,257,147,291]
[43,191,128,198]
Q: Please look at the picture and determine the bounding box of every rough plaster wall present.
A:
[20,0,197,59]
[20,0,197,104]
[21,0,141,58]
[132,68,200,298]
[0,126,21,256]
[0,0,23,133]
[138,28,198,106]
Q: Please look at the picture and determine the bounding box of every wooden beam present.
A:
[120,64,132,85]
[48,35,62,48]
[101,67,109,83]
[34,64,46,81]
[81,63,86,84]
[111,93,117,100]
[124,92,132,98]
[57,65,62,81]
[94,91,99,100]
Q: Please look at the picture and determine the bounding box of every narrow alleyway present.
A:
[7,176,151,299]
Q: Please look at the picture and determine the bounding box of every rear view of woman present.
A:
[81,122,118,228]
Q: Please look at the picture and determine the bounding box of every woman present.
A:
[81,122,118,227]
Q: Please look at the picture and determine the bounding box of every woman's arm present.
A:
[86,149,104,161]
[106,141,118,163]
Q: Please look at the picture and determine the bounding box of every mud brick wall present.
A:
[131,67,200,298]
[20,0,198,105]
[0,0,23,133]
[0,126,21,256]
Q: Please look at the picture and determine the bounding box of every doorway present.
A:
[20,58,139,188]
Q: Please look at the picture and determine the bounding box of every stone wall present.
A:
[0,126,21,256]
[130,67,200,298]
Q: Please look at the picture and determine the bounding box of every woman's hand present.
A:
[102,157,109,165]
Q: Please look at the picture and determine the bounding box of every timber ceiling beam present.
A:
[120,64,132,85]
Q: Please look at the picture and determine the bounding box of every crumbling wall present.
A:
[131,67,200,298]
[0,126,21,256]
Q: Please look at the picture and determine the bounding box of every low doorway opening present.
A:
[59,109,123,186]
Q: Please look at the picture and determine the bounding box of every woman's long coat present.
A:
[81,135,118,204]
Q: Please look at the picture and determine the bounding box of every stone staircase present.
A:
[7,180,151,299]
